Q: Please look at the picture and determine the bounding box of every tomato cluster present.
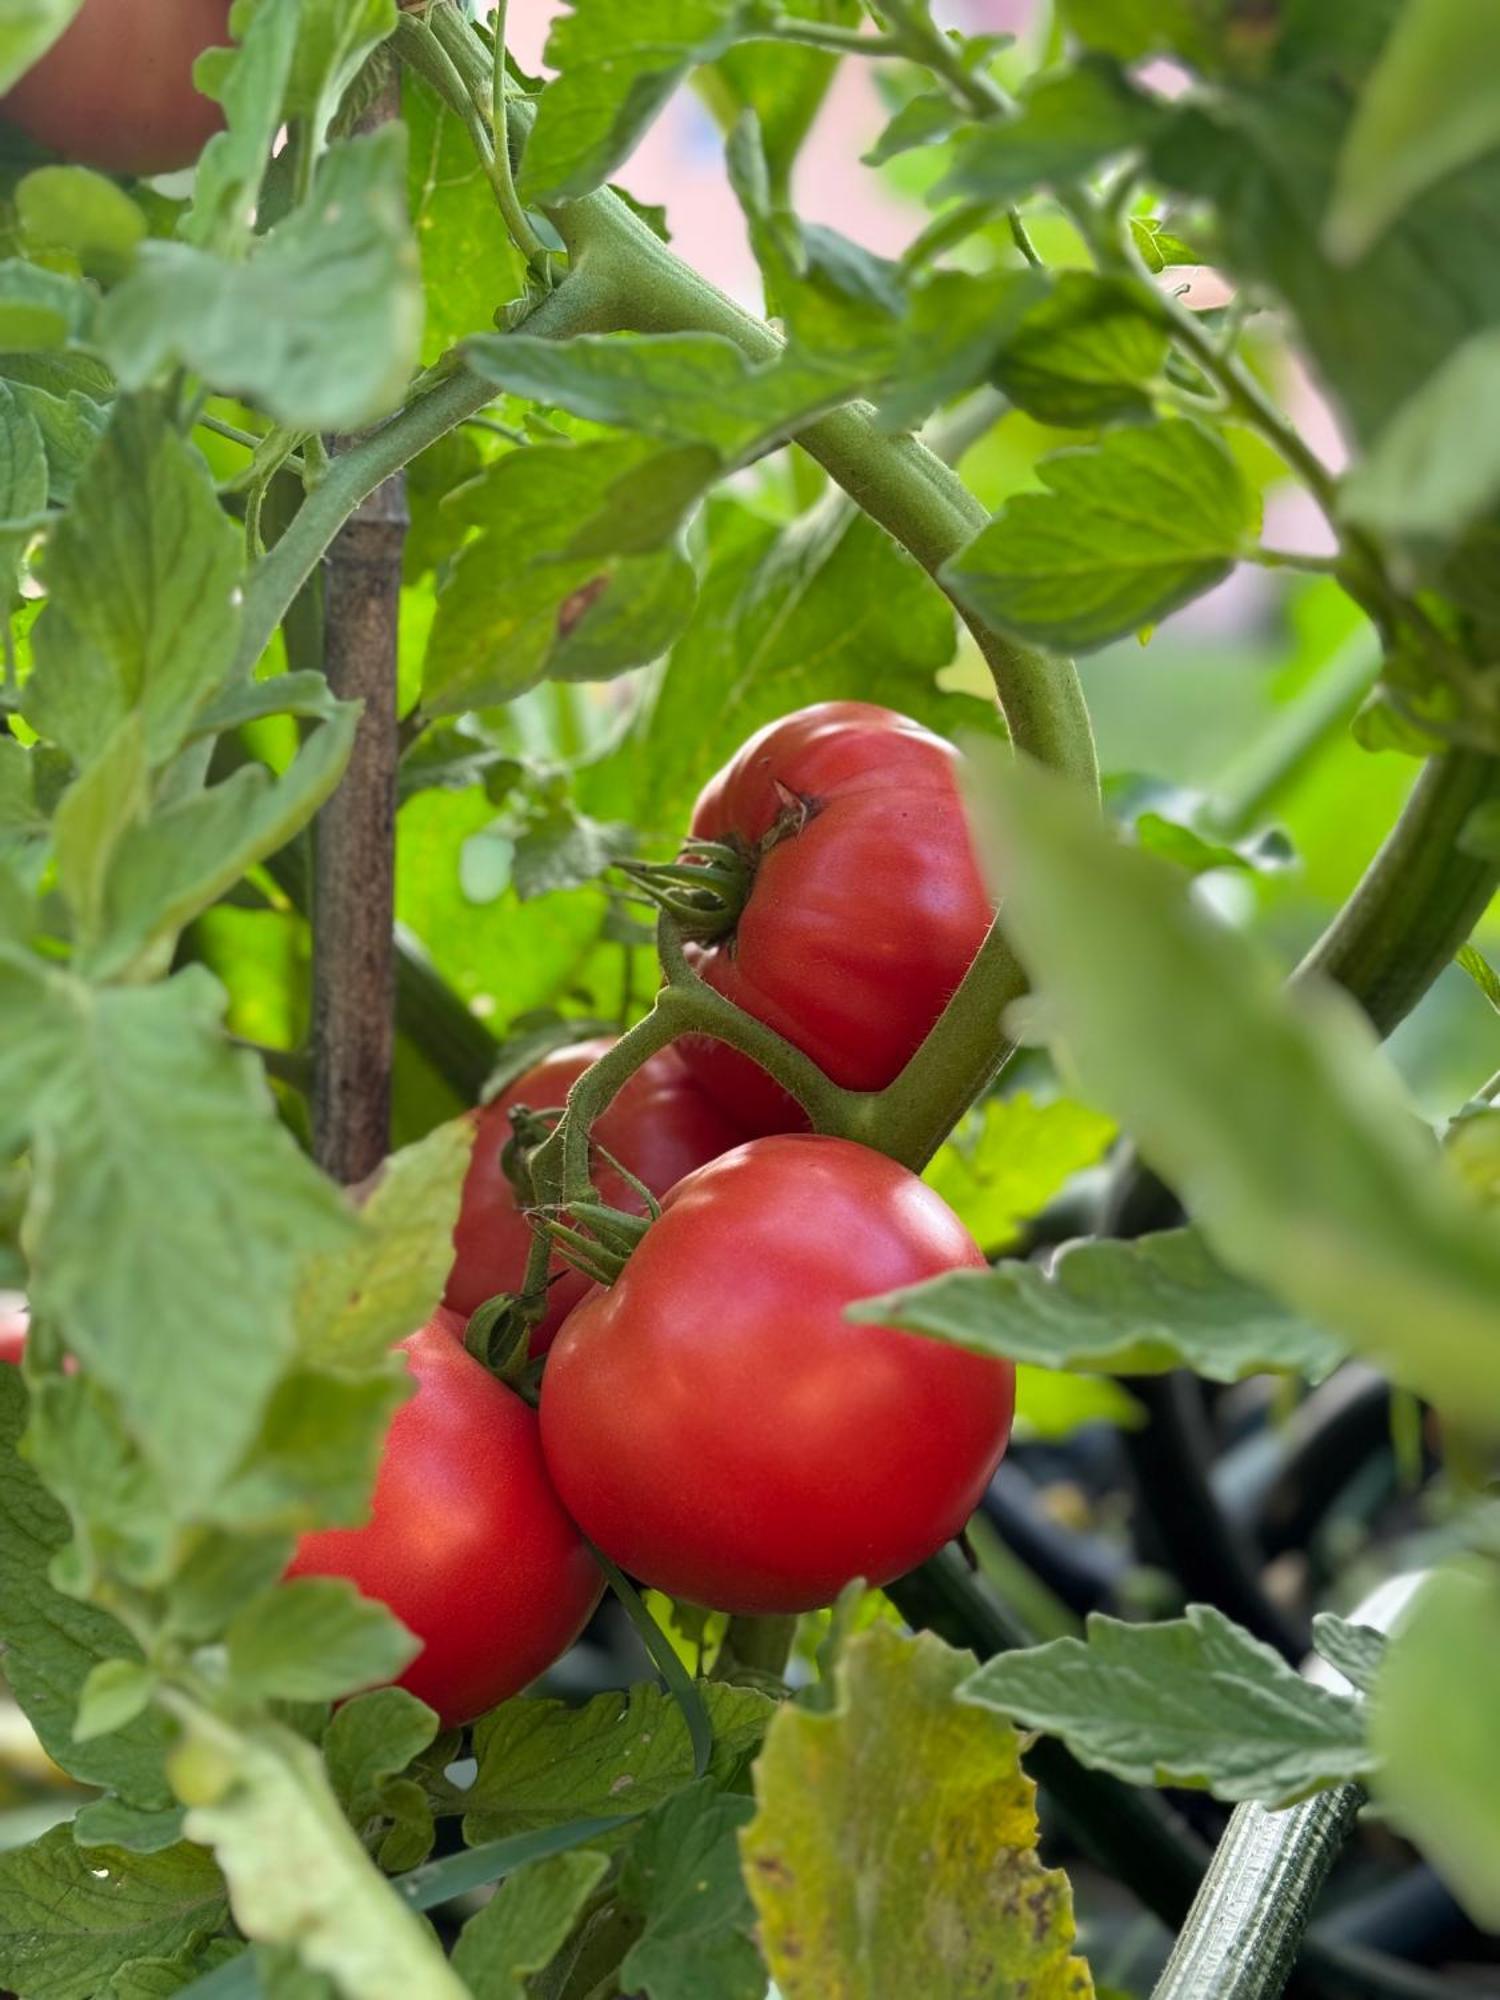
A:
[6,706,1013,1726]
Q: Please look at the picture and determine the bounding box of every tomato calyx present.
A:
[619,793,818,943]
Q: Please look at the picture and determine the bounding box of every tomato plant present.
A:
[541,1134,1013,1611]
[0,0,228,175]
[288,1308,602,1726]
[0,1,1494,1997]
[444,1036,745,1347]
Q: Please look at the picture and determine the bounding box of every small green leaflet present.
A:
[522,0,761,202]
[17,167,146,283]
[961,1605,1370,1806]
[188,0,301,252]
[103,130,423,432]
[940,59,1163,202]
[224,1578,418,1706]
[701,0,856,201]
[969,753,1500,1435]
[452,1849,610,2000]
[617,1784,762,2000]
[1326,0,1500,260]
[1311,1612,1385,1695]
[1371,1560,1500,1928]
[989,273,1169,429]
[852,1226,1349,1385]
[923,1092,1115,1253]
[943,421,1259,652]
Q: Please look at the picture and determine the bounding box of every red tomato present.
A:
[445,1038,745,1353]
[1,0,229,176]
[0,1295,27,1365]
[677,702,994,1133]
[540,1135,1014,1614]
[288,1309,602,1727]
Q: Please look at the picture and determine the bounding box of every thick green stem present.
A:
[1296,746,1500,1035]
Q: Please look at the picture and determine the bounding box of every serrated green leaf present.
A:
[295,1119,470,1370]
[943,420,1258,652]
[510,806,632,901]
[743,1625,1093,2000]
[75,1658,157,1744]
[0,1369,176,1804]
[324,1687,439,1822]
[404,71,528,365]
[854,1226,1349,1385]
[281,0,397,153]
[970,754,1500,1434]
[618,1783,762,2000]
[17,165,146,282]
[0,0,84,94]
[1311,1613,1385,1695]
[1326,0,1500,260]
[465,331,849,456]
[226,1578,417,1705]
[1372,1560,1500,1926]
[940,59,1162,202]
[0,376,47,596]
[188,0,301,252]
[700,0,854,199]
[923,1092,1115,1252]
[52,713,149,950]
[522,0,759,202]
[464,1683,775,1844]
[0,1824,226,2000]
[0,960,355,1506]
[961,1605,1369,1805]
[864,89,962,166]
[25,399,242,768]
[10,376,106,505]
[174,1713,465,2000]
[453,1848,610,2000]
[212,1365,408,1533]
[74,1800,188,1857]
[103,129,422,431]
[105,1938,239,2000]
[991,272,1169,428]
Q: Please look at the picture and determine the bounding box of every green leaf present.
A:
[1342,324,1500,543]
[188,0,301,252]
[853,1226,1349,1385]
[944,421,1258,652]
[940,59,1163,202]
[1326,0,1500,260]
[26,399,242,768]
[923,1091,1115,1252]
[281,0,398,153]
[969,754,1500,1434]
[212,1366,408,1533]
[452,1849,610,2000]
[743,1625,1093,2000]
[105,1940,239,2000]
[1372,1560,1500,1926]
[522,0,758,202]
[1058,0,1227,69]
[1456,941,1500,1012]
[323,1687,440,1824]
[0,256,86,347]
[618,1783,762,2000]
[10,375,106,505]
[1311,1613,1385,1695]
[864,89,962,167]
[17,166,146,282]
[173,1713,466,2000]
[0,376,48,596]
[295,1119,470,1370]
[102,129,423,431]
[74,1800,188,1857]
[226,1579,417,1705]
[52,713,149,951]
[511,805,632,901]
[86,702,358,979]
[1014,1365,1144,1440]
[0,960,355,1506]
[961,1605,1370,1806]
[991,273,1169,428]
[463,1683,774,1844]
[0,1369,176,1804]
[699,0,855,199]
[75,1659,157,1744]
[0,0,83,94]
[465,331,849,457]
[0,1825,226,2000]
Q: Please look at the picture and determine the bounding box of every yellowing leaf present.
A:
[740,1625,1093,2000]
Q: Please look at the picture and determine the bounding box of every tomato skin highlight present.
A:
[445,1038,745,1352]
[1,0,229,176]
[679,702,994,1133]
[539,1134,1015,1614]
[288,1309,602,1727]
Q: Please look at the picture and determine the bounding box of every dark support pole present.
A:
[310,77,408,1185]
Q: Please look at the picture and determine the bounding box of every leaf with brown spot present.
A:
[740,1625,1093,1999]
